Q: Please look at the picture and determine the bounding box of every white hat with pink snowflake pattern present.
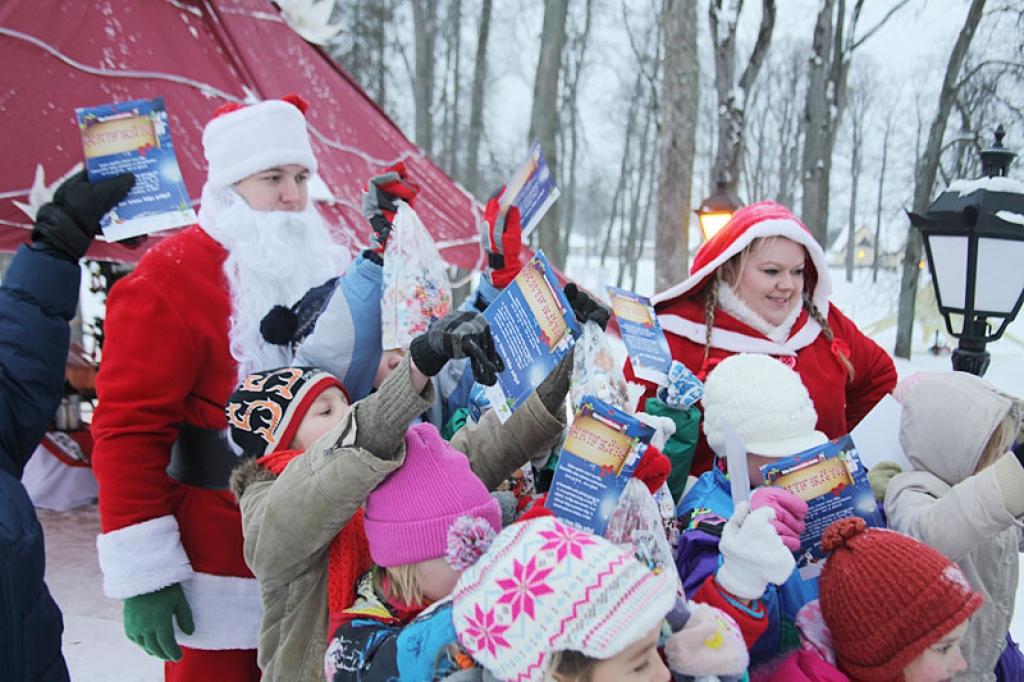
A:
[450,516,677,681]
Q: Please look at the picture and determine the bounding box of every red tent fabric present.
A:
[0,0,483,268]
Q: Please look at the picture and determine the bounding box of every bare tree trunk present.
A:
[374,7,388,106]
[411,0,438,156]
[620,86,655,288]
[600,72,643,267]
[465,0,492,196]
[776,46,804,208]
[654,0,699,292]
[528,0,570,268]
[844,82,869,282]
[634,162,659,291]
[800,0,909,246]
[845,123,860,282]
[894,0,986,359]
[709,0,776,194]
[872,105,894,283]
[447,0,462,178]
[800,0,836,246]
[559,0,595,261]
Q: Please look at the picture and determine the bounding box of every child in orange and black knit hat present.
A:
[227,310,570,682]
[766,516,982,682]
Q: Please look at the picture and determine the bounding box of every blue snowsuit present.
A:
[0,243,78,681]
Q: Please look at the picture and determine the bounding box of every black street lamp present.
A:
[696,174,744,242]
[910,126,1024,376]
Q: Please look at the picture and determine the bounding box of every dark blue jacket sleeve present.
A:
[0,244,79,478]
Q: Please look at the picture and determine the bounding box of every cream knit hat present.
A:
[702,353,827,458]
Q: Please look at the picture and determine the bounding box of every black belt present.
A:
[166,423,242,490]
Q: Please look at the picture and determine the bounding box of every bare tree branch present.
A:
[622,0,660,94]
[851,0,911,50]
[956,59,1024,89]
[738,0,777,93]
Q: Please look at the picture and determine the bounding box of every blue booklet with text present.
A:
[760,435,884,580]
[501,141,560,239]
[545,395,655,535]
[76,97,196,241]
[482,251,581,422]
[607,286,673,384]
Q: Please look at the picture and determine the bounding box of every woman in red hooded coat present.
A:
[626,200,897,480]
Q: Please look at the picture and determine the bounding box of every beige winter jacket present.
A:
[885,373,1024,681]
[231,356,566,681]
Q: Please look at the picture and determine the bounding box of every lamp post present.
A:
[696,174,743,242]
[910,125,1024,376]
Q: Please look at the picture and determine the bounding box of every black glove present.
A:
[410,311,505,385]
[32,170,135,261]
[563,282,610,330]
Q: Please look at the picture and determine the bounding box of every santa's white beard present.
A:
[199,186,349,382]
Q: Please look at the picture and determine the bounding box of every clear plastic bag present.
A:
[380,201,453,350]
[570,320,634,411]
[604,477,681,588]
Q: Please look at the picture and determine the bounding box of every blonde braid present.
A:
[804,297,855,381]
[702,272,721,369]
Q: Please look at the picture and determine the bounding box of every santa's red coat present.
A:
[92,226,262,660]
[626,296,897,477]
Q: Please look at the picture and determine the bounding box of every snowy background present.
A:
[31,0,1024,678]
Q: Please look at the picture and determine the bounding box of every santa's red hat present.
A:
[651,201,831,313]
[202,95,317,190]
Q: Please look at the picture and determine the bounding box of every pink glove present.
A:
[750,487,808,552]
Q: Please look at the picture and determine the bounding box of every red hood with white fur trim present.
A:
[651,201,832,314]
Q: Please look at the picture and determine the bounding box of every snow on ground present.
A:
[42,507,162,681]
[46,261,1024,680]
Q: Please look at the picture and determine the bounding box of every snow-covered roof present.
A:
[947,177,1024,197]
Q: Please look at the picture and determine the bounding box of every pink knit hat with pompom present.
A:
[363,423,501,567]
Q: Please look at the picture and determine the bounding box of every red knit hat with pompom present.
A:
[819,517,982,681]
[650,200,831,313]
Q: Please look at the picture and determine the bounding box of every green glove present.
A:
[643,396,701,502]
[123,583,195,661]
[867,461,903,503]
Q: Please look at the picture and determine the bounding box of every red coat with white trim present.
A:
[627,299,897,481]
[91,226,261,651]
[627,201,897,477]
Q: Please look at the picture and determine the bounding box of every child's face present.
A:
[584,626,669,682]
[746,453,776,487]
[902,620,969,682]
[413,557,460,602]
[374,349,405,388]
[291,387,350,451]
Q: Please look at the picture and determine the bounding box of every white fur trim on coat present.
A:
[96,515,194,600]
[175,572,263,651]
[651,218,832,313]
[715,280,803,344]
[659,311,823,355]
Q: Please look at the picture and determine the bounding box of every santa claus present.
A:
[91,96,351,681]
